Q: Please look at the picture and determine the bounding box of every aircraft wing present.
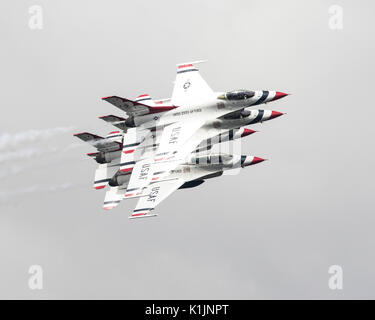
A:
[102,96,176,117]
[171,61,215,107]
[124,119,206,198]
[129,178,184,219]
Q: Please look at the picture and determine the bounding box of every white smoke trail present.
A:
[0,127,73,151]
[0,182,74,205]
[0,127,88,181]
[47,182,73,191]
[0,127,77,168]
[0,148,39,163]
[0,165,23,180]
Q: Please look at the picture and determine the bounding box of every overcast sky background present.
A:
[1,0,374,299]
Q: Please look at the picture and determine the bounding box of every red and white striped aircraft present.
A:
[75,61,288,218]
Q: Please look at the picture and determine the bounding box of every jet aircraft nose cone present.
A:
[270,111,284,119]
[273,91,289,101]
[241,156,267,167]
[251,157,266,165]
[241,128,257,137]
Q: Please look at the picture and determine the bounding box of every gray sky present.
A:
[1,0,375,299]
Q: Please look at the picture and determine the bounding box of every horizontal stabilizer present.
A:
[74,132,103,142]
[102,96,177,117]
[99,115,126,123]
[99,115,127,131]
[74,131,121,153]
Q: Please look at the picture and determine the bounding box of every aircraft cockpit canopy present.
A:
[225,90,255,101]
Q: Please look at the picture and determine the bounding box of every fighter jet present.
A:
[85,107,283,198]
[75,61,288,218]
[103,153,267,213]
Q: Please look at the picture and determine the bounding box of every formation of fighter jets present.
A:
[75,61,288,219]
